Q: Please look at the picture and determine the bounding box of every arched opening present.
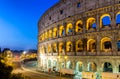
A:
[49,30,52,38]
[86,18,96,30]
[100,14,111,28]
[42,45,45,54]
[103,62,113,72]
[88,62,97,72]
[48,60,51,68]
[53,28,57,37]
[42,33,45,41]
[59,42,64,53]
[52,43,57,53]
[76,61,83,72]
[59,26,65,36]
[66,61,72,69]
[47,44,51,53]
[116,12,120,25]
[45,31,48,39]
[66,23,73,35]
[87,39,96,52]
[61,62,65,68]
[76,40,83,52]
[76,20,83,32]
[66,41,72,52]
[101,37,112,52]
[53,60,57,71]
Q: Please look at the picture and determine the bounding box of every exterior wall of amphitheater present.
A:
[38,0,120,77]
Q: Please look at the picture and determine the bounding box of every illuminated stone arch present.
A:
[52,43,57,53]
[76,40,83,52]
[76,61,83,72]
[47,44,52,53]
[66,61,72,69]
[88,62,97,72]
[116,12,120,25]
[66,23,73,35]
[76,20,83,32]
[41,45,45,54]
[102,62,113,72]
[59,42,64,53]
[53,27,57,37]
[87,39,96,52]
[48,60,51,68]
[59,25,65,36]
[100,14,111,28]
[48,30,52,38]
[42,33,45,40]
[66,41,72,52]
[100,37,112,52]
[53,60,57,71]
[45,31,48,39]
[86,17,96,30]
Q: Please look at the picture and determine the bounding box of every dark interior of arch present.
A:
[117,40,120,51]
[103,62,113,72]
[104,41,112,49]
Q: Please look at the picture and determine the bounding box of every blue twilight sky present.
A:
[0,0,59,50]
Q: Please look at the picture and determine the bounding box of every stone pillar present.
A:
[72,60,76,70]
[63,22,66,36]
[57,25,59,38]
[112,32,118,55]
[111,9,116,29]
[72,21,76,35]
[96,15,100,31]
[97,35,100,55]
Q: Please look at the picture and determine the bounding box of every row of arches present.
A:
[39,37,120,54]
[42,59,116,73]
[39,13,120,41]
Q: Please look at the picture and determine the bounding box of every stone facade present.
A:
[38,0,120,79]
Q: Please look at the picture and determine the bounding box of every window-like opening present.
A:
[77,2,81,8]
[60,10,63,14]
[49,16,51,20]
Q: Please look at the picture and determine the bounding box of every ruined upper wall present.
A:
[38,0,120,31]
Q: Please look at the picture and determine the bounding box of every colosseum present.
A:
[38,0,120,79]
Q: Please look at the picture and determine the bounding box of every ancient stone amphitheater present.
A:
[38,0,120,79]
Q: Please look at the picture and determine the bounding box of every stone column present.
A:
[83,17,86,33]
[112,34,117,55]
[96,15,100,31]
[97,35,100,55]
[111,8,116,29]
[63,22,66,36]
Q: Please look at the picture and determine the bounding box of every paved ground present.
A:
[12,61,73,79]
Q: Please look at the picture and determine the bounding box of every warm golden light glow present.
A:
[59,25,64,36]
[86,17,96,30]
[100,14,111,28]
[76,20,83,32]
[66,23,73,35]
[66,41,72,52]
[53,28,57,37]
